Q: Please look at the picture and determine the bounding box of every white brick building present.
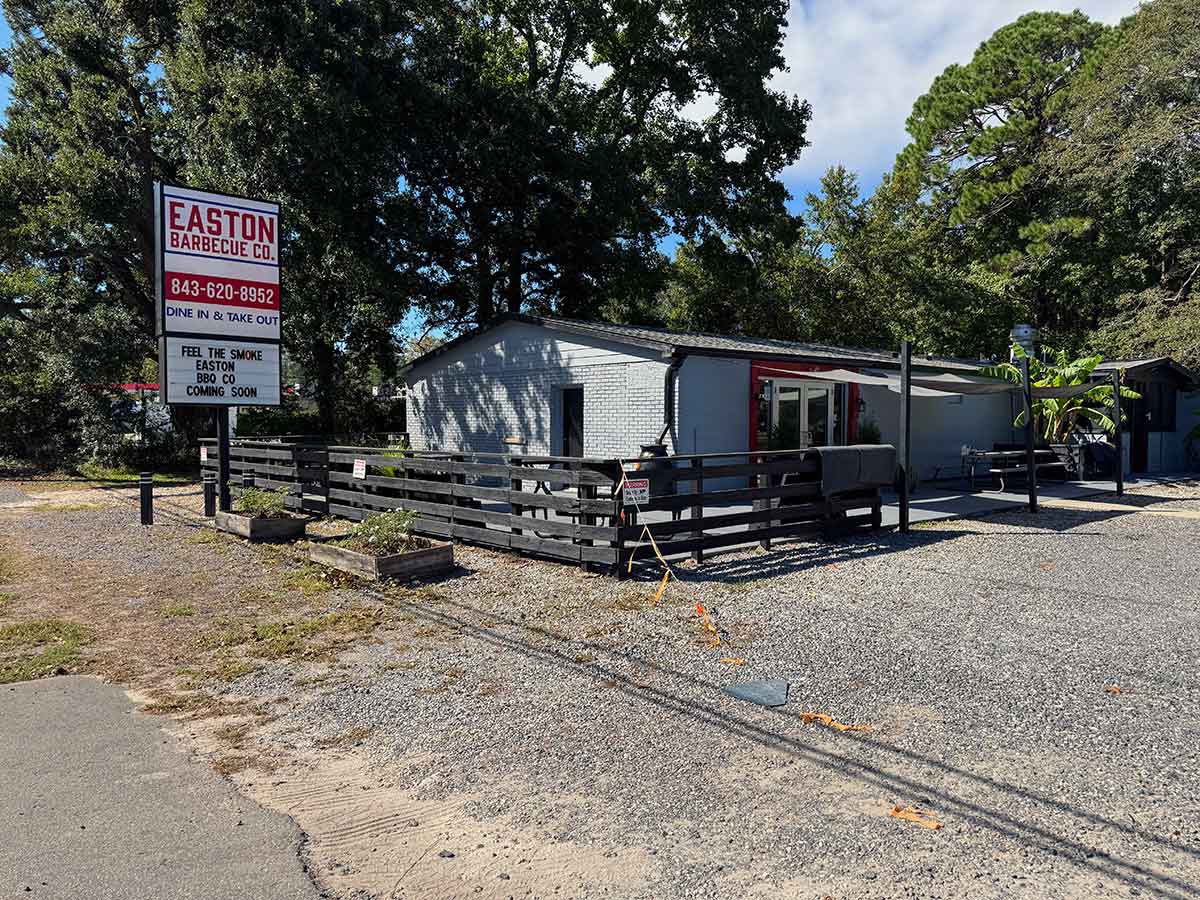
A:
[401,315,1199,476]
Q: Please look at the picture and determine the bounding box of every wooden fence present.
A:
[200,441,887,575]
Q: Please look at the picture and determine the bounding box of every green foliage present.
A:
[857,419,882,445]
[336,509,423,556]
[980,345,1139,441]
[232,488,291,520]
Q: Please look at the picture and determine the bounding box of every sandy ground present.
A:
[1,475,1198,899]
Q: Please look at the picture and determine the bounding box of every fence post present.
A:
[510,456,523,537]
[574,461,592,571]
[1021,355,1038,513]
[217,407,232,512]
[243,469,255,490]
[897,340,912,532]
[691,456,704,564]
[202,471,216,517]
[614,477,627,579]
[1111,370,1124,496]
[449,453,463,538]
[139,472,153,526]
[758,452,772,551]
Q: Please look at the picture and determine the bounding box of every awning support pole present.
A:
[1111,370,1124,496]
[897,340,911,532]
[1021,356,1038,513]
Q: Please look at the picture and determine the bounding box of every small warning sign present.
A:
[200,446,208,463]
[352,458,367,480]
[623,477,650,505]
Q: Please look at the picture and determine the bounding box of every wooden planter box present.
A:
[215,511,307,542]
[308,540,454,581]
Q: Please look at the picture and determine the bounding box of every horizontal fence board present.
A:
[645,457,820,485]
[620,501,829,540]
[627,521,829,558]
[510,532,581,562]
[634,481,822,512]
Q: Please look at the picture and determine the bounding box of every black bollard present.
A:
[203,471,216,517]
[139,472,153,526]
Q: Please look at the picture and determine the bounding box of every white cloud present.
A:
[773,0,1140,190]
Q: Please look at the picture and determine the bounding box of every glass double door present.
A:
[773,382,832,449]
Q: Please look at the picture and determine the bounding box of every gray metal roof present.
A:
[1095,357,1198,385]
[402,313,992,374]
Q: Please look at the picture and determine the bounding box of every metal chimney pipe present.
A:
[1010,324,1037,361]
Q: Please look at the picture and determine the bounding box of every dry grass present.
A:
[0,543,20,582]
[195,606,388,661]
[0,619,91,684]
[28,501,107,513]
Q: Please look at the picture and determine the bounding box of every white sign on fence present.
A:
[161,336,280,406]
[352,458,367,480]
[622,477,650,505]
[156,183,282,406]
[200,446,208,463]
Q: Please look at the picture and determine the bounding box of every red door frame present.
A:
[749,360,860,452]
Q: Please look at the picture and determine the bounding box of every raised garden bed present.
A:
[215,510,307,542]
[308,539,454,581]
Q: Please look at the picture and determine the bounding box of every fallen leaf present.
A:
[651,571,670,604]
[800,711,871,732]
[720,657,747,666]
[1104,684,1123,695]
[889,804,943,830]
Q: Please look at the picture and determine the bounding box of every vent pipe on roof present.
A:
[1010,324,1037,361]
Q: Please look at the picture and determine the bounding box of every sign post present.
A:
[154,183,282,510]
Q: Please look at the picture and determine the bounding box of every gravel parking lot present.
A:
[1,477,1198,899]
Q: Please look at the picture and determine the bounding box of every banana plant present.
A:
[980,345,1141,442]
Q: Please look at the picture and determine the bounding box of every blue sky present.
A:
[0,2,1138,220]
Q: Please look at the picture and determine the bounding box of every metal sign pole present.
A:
[1112,370,1124,496]
[897,340,912,532]
[1021,356,1038,513]
[217,407,232,511]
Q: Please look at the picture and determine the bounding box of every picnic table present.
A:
[962,448,1068,492]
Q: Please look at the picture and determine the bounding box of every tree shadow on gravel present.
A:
[367,589,1199,900]
[624,529,974,584]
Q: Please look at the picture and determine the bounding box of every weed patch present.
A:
[281,564,341,597]
[28,502,106,513]
[196,606,387,661]
[76,462,192,485]
[0,544,20,582]
[0,592,14,609]
[0,619,91,684]
[162,603,196,618]
[187,529,226,545]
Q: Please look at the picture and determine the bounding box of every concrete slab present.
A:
[723,679,790,707]
[0,676,319,900]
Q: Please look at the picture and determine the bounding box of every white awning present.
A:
[754,365,1012,397]
[754,365,1103,400]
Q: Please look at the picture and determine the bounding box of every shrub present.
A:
[232,487,291,519]
[857,418,882,445]
[335,509,424,556]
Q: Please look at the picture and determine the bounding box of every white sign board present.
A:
[352,458,367,480]
[159,185,280,340]
[161,337,280,406]
[623,477,650,505]
[156,183,282,406]
[200,446,208,463]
